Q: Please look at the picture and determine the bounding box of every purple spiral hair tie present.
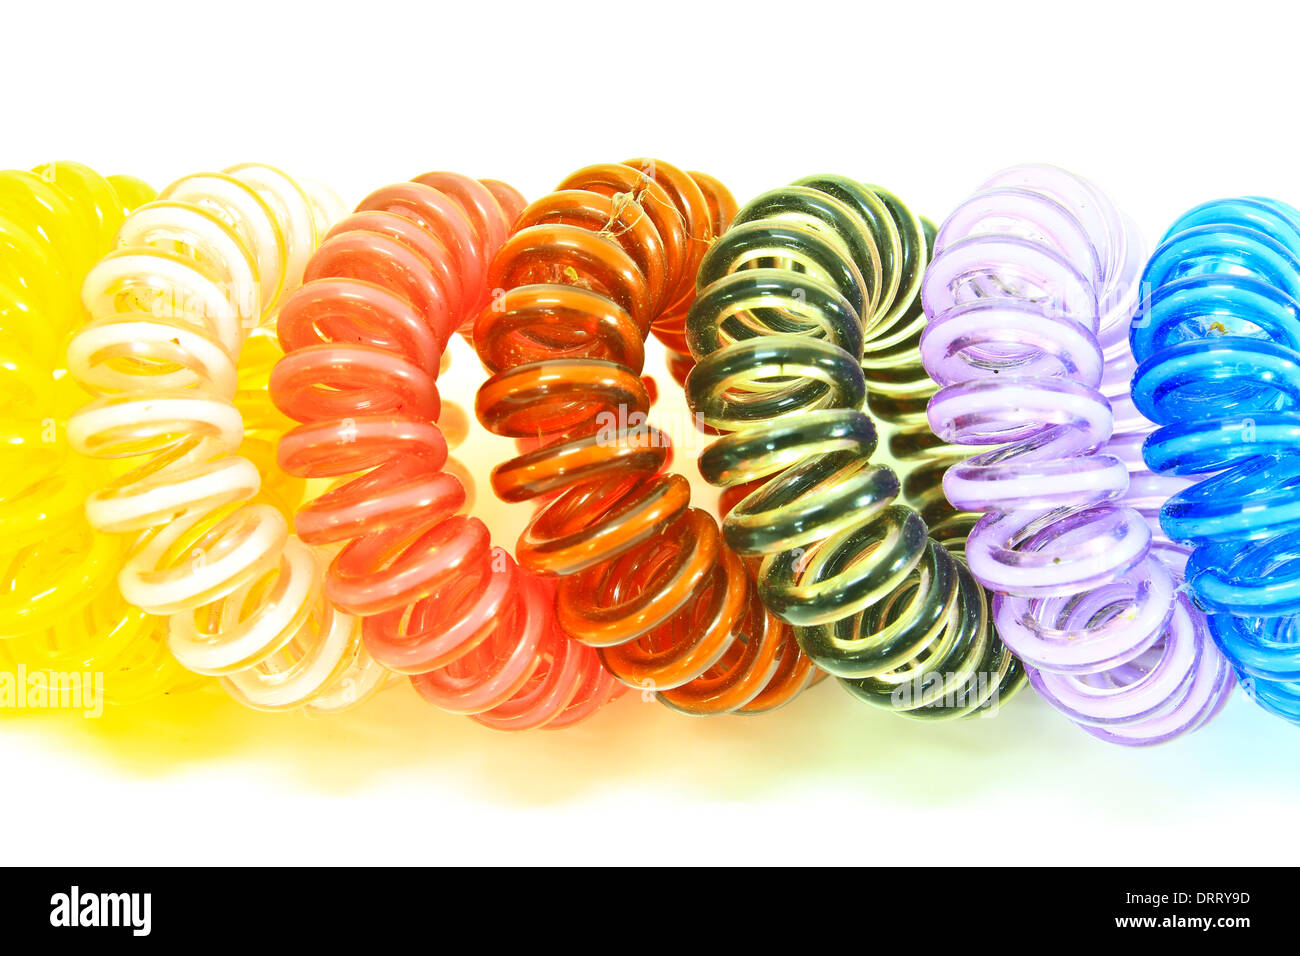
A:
[920,164,1234,745]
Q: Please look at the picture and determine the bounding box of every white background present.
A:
[3,0,1299,865]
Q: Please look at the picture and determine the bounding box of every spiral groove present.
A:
[475,159,820,715]
[1131,196,1300,724]
[272,173,621,729]
[686,175,1024,719]
[0,162,201,703]
[922,164,1231,743]
[856,219,968,534]
[65,163,386,712]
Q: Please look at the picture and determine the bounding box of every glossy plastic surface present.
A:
[65,164,385,712]
[273,173,622,729]
[476,159,820,715]
[0,162,201,704]
[686,175,1024,719]
[1131,196,1300,724]
[922,165,1231,743]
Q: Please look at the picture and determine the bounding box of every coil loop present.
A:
[65,163,387,713]
[272,173,621,729]
[0,162,202,704]
[922,164,1232,743]
[1131,196,1300,724]
[476,158,820,715]
[685,175,1023,719]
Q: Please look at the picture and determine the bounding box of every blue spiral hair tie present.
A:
[1131,196,1300,724]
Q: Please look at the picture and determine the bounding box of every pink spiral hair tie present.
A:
[920,164,1233,745]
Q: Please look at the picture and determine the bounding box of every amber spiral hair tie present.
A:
[684,175,1026,717]
[474,158,821,715]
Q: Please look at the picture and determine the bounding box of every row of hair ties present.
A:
[0,160,1291,744]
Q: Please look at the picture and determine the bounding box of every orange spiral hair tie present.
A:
[272,173,622,730]
[474,158,821,715]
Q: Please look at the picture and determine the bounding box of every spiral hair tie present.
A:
[1131,196,1300,725]
[684,175,1024,718]
[921,164,1232,744]
[64,163,389,713]
[0,162,203,704]
[475,158,822,715]
[270,172,624,730]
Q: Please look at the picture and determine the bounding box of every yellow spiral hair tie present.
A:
[0,161,205,705]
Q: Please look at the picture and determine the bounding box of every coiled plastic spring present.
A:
[0,162,200,704]
[475,158,821,715]
[685,175,1022,718]
[1131,196,1300,725]
[64,163,387,713]
[922,164,1232,743]
[271,172,622,730]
